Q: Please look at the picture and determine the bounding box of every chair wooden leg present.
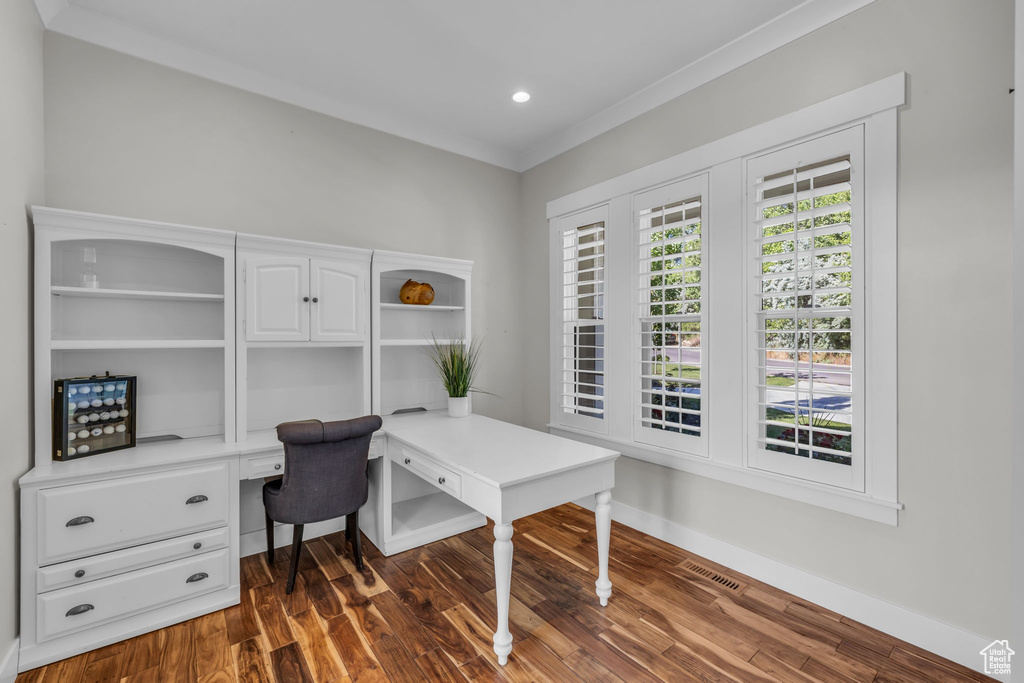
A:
[286,524,304,594]
[265,509,275,565]
[348,511,364,572]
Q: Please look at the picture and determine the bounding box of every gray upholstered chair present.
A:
[264,415,382,593]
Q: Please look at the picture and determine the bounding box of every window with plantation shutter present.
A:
[635,175,708,454]
[556,206,607,432]
[747,126,865,491]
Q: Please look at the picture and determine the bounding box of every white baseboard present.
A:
[0,638,19,683]
[239,518,347,558]
[575,497,994,676]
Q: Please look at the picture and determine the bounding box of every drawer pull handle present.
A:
[74,570,85,579]
[66,604,94,617]
[303,296,310,302]
[66,516,94,527]
[438,476,446,485]
[193,542,202,550]
[404,458,411,465]
[185,495,208,505]
[186,572,209,584]
[311,297,319,303]
[274,464,282,470]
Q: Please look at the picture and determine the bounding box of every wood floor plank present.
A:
[302,565,346,620]
[159,621,197,683]
[289,608,348,682]
[197,665,237,683]
[119,628,164,679]
[397,586,478,665]
[324,613,386,683]
[251,583,297,650]
[224,586,263,646]
[457,655,510,683]
[231,638,273,683]
[506,594,578,659]
[560,649,627,683]
[749,650,823,683]
[371,590,439,658]
[415,649,469,683]
[194,610,233,680]
[371,634,430,683]
[269,641,315,683]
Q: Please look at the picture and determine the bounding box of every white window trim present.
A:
[547,73,904,525]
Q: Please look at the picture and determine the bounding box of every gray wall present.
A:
[0,0,44,656]
[43,34,524,425]
[520,0,1013,639]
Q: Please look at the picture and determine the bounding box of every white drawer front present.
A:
[245,453,284,480]
[37,463,230,566]
[397,446,461,498]
[37,526,230,593]
[37,548,230,643]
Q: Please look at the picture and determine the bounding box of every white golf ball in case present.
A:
[76,415,89,424]
[115,397,126,405]
[77,429,89,439]
[77,400,90,410]
[77,445,90,454]
[91,385,103,393]
[68,447,77,456]
[102,426,115,435]
[77,385,90,394]
[115,424,126,433]
[104,383,115,392]
[119,409,129,418]
[115,382,126,390]
[68,432,77,441]
[99,412,110,420]
[88,413,100,422]
[103,398,115,406]
[68,387,78,396]
[90,427,102,437]
[90,399,103,408]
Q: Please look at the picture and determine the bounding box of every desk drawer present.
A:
[244,453,284,480]
[37,526,230,593]
[37,463,230,566]
[396,446,461,498]
[37,547,230,643]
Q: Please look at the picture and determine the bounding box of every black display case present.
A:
[53,375,136,461]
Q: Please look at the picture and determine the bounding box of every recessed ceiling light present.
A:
[512,91,531,104]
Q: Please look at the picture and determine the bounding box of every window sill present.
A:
[548,424,902,525]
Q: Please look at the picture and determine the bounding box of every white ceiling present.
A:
[34,0,873,171]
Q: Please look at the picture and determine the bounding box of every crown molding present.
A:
[32,0,67,25]
[515,0,878,171]
[35,0,876,173]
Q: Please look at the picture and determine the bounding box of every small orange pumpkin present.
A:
[399,279,435,305]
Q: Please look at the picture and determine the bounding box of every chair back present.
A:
[270,415,382,525]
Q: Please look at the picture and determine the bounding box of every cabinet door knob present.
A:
[66,604,94,617]
[438,477,446,485]
[185,495,208,505]
[303,296,310,302]
[66,516,94,527]
[186,572,209,584]
[193,542,202,550]
[274,464,282,470]
[311,297,319,303]
[404,458,411,465]
[74,569,85,578]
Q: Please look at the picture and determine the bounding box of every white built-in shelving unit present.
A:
[35,207,237,462]
[368,250,484,554]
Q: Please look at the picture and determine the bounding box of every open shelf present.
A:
[391,491,483,537]
[378,303,464,312]
[51,286,225,302]
[51,340,226,350]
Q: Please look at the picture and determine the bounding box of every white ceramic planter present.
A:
[448,396,469,418]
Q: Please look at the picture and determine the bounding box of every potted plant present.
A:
[425,332,485,417]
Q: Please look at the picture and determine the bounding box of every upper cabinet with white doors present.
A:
[239,235,370,343]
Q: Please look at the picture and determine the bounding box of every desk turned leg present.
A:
[492,522,514,665]
[595,490,613,606]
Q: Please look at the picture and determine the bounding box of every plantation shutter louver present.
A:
[635,175,708,454]
[558,207,607,431]
[748,127,865,491]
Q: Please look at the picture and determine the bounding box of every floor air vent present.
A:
[681,560,746,593]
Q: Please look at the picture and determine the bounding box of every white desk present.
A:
[385,413,620,665]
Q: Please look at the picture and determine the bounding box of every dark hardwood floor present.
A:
[17,503,993,682]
